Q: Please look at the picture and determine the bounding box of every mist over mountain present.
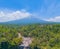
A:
[0,16,48,24]
[0,16,60,25]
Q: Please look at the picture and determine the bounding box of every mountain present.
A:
[0,17,47,24]
[1,17,59,24]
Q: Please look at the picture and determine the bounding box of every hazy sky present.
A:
[0,0,60,22]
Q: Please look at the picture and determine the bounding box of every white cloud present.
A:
[44,16,60,22]
[0,9,31,22]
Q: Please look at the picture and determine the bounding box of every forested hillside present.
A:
[0,24,60,49]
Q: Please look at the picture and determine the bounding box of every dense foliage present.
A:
[0,24,60,49]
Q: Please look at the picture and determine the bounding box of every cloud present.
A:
[0,9,31,22]
[43,16,60,22]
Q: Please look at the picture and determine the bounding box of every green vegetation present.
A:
[0,24,60,49]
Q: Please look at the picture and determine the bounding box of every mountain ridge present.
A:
[0,17,60,24]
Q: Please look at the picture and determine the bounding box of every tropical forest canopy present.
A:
[0,24,60,49]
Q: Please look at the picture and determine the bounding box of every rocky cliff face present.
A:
[18,33,32,49]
